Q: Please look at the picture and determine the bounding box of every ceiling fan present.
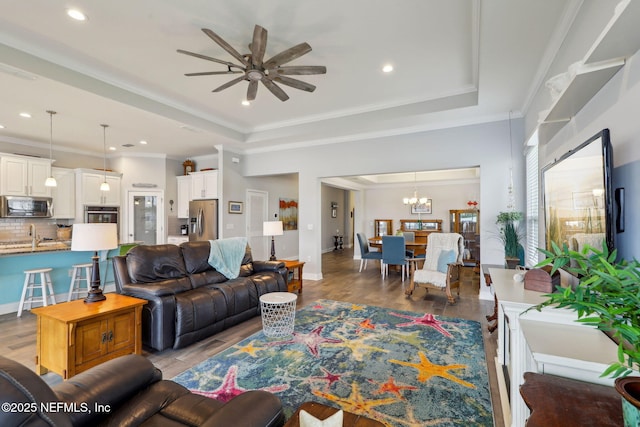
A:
[177,25,326,102]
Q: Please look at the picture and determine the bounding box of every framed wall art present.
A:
[228,201,243,214]
[411,199,432,214]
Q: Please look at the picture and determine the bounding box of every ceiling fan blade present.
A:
[202,28,249,66]
[247,80,258,101]
[185,71,242,76]
[177,49,243,69]
[212,76,246,92]
[263,42,312,68]
[261,79,289,101]
[271,75,316,92]
[251,25,267,68]
[274,65,327,76]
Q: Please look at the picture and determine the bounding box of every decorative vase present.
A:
[505,257,520,270]
[616,377,640,427]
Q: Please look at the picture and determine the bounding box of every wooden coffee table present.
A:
[284,402,385,427]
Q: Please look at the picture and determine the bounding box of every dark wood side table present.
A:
[282,260,304,294]
[520,372,623,426]
[284,402,385,427]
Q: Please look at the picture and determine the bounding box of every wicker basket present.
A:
[57,227,72,241]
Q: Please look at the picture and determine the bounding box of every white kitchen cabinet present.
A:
[190,170,218,200]
[75,169,122,206]
[0,155,52,197]
[176,175,191,218]
[51,167,75,219]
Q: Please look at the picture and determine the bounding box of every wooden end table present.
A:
[282,260,304,294]
[284,402,385,427]
[32,293,146,379]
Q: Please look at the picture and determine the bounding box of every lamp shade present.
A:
[263,221,284,236]
[71,223,118,251]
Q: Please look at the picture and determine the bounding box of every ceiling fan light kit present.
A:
[178,25,326,102]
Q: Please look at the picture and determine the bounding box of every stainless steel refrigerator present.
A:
[188,199,218,241]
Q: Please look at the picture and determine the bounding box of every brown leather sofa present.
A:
[0,354,285,427]
[113,241,288,351]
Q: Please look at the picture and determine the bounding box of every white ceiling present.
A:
[0,0,574,161]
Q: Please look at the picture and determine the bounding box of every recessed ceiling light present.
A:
[0,124,5,129]
[109,146,117,151]
[382,64,394,73]
[241,100,251,106]
[67,9,87,21]
[139,140,148,145]
[19,112,31,118]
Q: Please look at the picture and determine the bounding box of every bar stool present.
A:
[17,268,56,317]
[67,263,93,302]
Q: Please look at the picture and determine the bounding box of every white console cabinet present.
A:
[489,267,619,427]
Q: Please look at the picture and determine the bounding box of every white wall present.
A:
[242,118,525,291]
[361,181,480,238]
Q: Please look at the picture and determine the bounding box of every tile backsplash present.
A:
[0,218,72,242]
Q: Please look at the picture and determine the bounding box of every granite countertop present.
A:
[0,240,71,255]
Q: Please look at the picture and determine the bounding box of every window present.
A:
[525,131,539,266]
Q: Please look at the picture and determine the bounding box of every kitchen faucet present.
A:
[29,223,40,249]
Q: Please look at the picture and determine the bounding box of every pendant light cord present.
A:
[46,110,56,166]
[101,124,108,179]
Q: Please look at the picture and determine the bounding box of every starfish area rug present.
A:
[172,299,493,426]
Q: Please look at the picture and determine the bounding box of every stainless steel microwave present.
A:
[0,195,52,218]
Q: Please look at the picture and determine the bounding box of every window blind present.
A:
[525,135,539,267]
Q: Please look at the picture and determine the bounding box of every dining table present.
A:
[368,237,427,257]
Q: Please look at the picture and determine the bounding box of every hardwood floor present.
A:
[0,248,503,427]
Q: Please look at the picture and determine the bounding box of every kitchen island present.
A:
[0,242,122,315]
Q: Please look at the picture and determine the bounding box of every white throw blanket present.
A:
[414,233,463,288]
[207,237,248,279]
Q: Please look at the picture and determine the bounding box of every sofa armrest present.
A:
[53,354,161,426]
[121,281,187,298]
[200,390,284,427]
[253,260,285,272]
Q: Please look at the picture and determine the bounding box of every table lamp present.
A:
[71,223,118,303]
[263,221,283,261]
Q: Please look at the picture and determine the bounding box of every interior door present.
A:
[126,190,164,245]
[246,189,268,260]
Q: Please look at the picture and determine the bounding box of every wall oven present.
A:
[85,206,119,227]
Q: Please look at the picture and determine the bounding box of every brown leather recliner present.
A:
[0,354,285,427]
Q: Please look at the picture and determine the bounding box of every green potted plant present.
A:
[496,211,524,268]
[530,240,640,423]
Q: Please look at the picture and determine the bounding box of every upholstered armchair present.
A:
[406,233,464,303]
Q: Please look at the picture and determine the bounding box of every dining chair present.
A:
[357,233,383,272]
[381,235,409,281]
[406,233,464,303]
[403,231,416,257]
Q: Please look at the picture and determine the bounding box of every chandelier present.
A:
[402,172,428,205]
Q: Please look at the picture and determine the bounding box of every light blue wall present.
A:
[0,249,118,314]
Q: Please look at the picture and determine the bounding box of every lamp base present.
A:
[84,253,106,303]
[269,236,277,261]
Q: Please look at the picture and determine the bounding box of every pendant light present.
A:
[44,110,57,187]
[99,124,110,192]
[402,172,428,206]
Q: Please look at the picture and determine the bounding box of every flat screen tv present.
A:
[542,129,614,253]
